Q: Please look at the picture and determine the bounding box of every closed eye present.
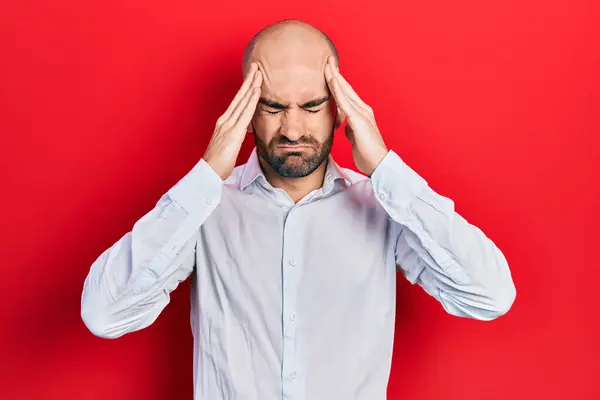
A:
[263,108,323,115]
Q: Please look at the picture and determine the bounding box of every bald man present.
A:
[81,20,516,400]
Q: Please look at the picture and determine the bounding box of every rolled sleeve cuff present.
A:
[167,158,223,215]
[370,150,428,212]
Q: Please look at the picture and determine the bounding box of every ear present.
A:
[334,106,346,130]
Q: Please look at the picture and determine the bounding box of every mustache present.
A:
[274,136,318,146]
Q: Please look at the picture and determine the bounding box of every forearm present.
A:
[81,158,223,337]
[372,150,516,320]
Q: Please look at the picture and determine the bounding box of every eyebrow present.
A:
[258,96,330,110]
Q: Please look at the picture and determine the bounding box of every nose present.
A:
[280,110,304,141]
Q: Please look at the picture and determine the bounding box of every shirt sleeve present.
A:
[370,150,516,321]
[81,158,223,338]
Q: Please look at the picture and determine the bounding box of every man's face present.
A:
[250,58,338,178]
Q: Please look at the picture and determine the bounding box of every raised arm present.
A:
[371,151,516,320]
[324,56,515,321]
[81,63,263,338]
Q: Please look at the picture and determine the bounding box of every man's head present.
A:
[242,20,343,178]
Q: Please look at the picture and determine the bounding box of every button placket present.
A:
[281,208,302,397]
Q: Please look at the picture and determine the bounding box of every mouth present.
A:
[277,144,312,150]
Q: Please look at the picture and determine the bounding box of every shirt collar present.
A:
[239,147,352,192]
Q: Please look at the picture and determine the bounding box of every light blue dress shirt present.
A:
[81,147,516,400]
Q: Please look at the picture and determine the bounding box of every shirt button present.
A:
[290,314,296,321]
[379,192,387,200]
[289,259,296,266]
[290,371,297,379]
[206,199,213,205]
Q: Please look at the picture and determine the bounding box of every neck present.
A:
[259,157,328,203]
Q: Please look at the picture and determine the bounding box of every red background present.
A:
[1,1,599,399]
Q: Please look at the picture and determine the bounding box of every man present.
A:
[81,19,516,400]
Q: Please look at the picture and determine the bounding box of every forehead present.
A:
[254,42,330,103]
[261,65,328,103]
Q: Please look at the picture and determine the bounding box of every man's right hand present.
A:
[203,63,262,181]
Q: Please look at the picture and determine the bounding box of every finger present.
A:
[325,61,357,120]
[328,57,371,112]
[220,63,259,123]
[327,59,374,123]
[229,82,260,130]
[227,71,262,125]
[346,92,373,120]
[235,87,261,132]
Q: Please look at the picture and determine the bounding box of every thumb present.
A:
[344,123,356,144]
[334,107,346,129]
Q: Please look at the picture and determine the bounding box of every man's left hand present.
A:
[325,56,389,176]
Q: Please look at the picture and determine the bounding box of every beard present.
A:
[253,125,334,178]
